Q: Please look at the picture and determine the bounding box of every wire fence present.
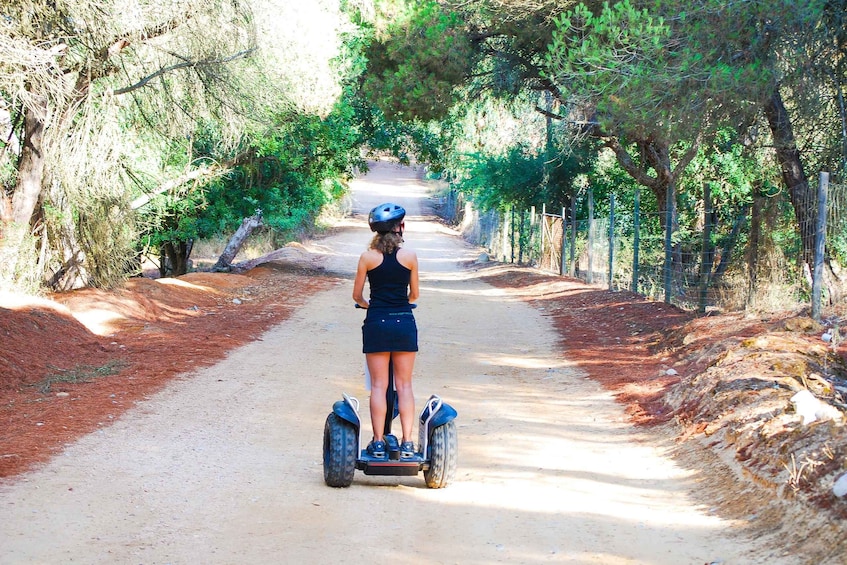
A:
[441,173,847,317]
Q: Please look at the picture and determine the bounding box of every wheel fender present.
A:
[332,398,360,429]
[428,402,457,431]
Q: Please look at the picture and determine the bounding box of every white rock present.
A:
[834,473,847,497]
[232,298,242,305]
[665,368,678,376]
[790,390,843,425]
[822,332,833,343]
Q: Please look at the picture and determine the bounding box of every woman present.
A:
[352,202,420,459]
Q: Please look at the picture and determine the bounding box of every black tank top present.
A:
[367,251,412,312]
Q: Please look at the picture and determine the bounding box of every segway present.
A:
[323,317,458,488]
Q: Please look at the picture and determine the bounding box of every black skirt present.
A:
[362,311,418,353]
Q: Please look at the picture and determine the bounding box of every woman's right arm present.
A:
[406,251,420,304]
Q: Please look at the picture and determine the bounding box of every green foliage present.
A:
[361,1,477,121]
[589,150,653,223]
[36,360,126,394]
[140,193,206,254]
[546,0,691,140]
[545,0,781,143]
[140,98,367,258]
[453,142,593,212]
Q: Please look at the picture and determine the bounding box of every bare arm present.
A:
[406,251,420,304]
[352,254,369,309]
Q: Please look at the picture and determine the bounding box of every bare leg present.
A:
[391,351,417,443]
[365,352,390,441]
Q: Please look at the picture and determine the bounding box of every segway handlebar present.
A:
[355,303,417,309]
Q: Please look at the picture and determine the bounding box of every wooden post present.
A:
[518,209,526,264]
[540,204,546,270]
[747,189,763,308]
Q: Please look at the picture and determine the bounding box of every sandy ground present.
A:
[0,162,800,564]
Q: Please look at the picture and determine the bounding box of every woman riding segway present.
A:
[352,202,420,460]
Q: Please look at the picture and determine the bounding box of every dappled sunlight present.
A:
[3,144,790,565]
[408,477,722,533]
[1,291,68,312]
[400,372,729,539]
[420,283,514,297]
[155,277,215,293]
[475,351,576,370]
[419,269,488,282]
[70,307,131,336]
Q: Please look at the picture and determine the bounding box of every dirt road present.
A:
[0,162,795,564]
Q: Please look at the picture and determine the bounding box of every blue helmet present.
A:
[368,202,406,233]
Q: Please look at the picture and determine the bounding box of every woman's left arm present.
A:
[352,254,370,309]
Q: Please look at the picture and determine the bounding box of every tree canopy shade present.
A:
[0,0,259,289]
[0,0,358,290]
[3,0,846,301]
[355,0,847,300]
[360,1,478,122]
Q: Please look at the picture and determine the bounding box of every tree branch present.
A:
[113,48,256,95]
[130,149,254,210]
[604,137,659,189]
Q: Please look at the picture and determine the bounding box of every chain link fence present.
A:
[439,174,847,316]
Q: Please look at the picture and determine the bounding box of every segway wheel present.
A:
[424,420,458,489]
[323,413,357,487]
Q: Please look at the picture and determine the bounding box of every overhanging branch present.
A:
[130,149,254,210]
[113,48,255,96]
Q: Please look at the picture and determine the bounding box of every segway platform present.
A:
[357,434,424,476]
[323,390,458,488]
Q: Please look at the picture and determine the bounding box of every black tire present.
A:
[424,420,458,489]
[323,413,357,487]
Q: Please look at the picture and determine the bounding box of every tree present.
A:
[140,94,368,277]
[355,0,847,302]
[0,0,256,289]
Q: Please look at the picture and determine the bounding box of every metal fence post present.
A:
[664,183,674,304]
[812,171,829,321]
[510,207,516,264]
[540,204,546,270]
[560,206,567,275]
[502,208,509,262]
[632,188,640,293]
[587,188,595,283]
[608,193,615,290]
[570,197,577,277]
[698,182,713,314]
[530,205,536,266]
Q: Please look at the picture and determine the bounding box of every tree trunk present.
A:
[213,212,264,272]
[763,89,816,265]
[1,100,48,271]
[160,240,194,278]
[764,88,843,303]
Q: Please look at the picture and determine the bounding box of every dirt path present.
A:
[0,162,795,564]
